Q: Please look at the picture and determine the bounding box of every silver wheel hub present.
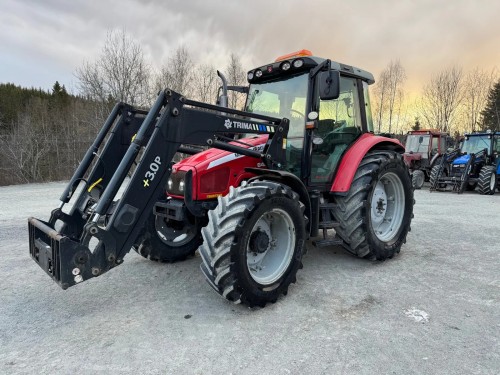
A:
[247,208,295,285]
[490,173,496,191]
[370,172,405,242]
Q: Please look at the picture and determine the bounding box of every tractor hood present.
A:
[174,135,269,169]
[452,154,470,165]
[168,135,269,200]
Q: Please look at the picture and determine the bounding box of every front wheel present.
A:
[412,170,425,189]
[430,164,446,189]
[199,180,306,307]
[477,166,497,195]
[331,151,414,260]
[134,208,203,262]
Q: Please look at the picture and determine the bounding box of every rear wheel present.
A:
[331,151,414,260]
[477,166,497,195]
[412,170,425,189]
[134,209,203,262]
[199,181,306,307]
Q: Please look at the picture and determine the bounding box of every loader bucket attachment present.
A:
[28,89,288,289]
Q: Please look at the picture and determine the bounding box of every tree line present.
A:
[0,30,247,186]
[372,60,500,136]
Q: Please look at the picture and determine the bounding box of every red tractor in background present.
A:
[404,129,451,189]
[28,50,415,308]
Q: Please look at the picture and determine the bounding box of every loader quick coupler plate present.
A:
[29,217,100,289]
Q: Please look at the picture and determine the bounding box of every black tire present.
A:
[199,180,306,307]
[331,151,414,260]
[412,170,425,189]
[477,166,497,195]
[430,164,446,189]
[134,209,203,262]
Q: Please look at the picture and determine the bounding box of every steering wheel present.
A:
[289,109,305,119]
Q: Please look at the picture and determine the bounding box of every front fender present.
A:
[246,168,311,235]
[331,133,404,194]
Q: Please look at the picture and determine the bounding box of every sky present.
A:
[1,0,500,96]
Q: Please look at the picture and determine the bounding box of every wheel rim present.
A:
[490,172,496,191]
[370,172,406,242]
[246,208,296,285]
[155,216,197,247]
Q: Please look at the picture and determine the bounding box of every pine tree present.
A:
[52,81,62,95]
[412,117,421,131]
[481,80,500,132]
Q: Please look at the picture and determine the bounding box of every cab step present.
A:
[312,236,343,247]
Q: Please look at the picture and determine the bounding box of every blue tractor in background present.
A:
[430,132,500,194]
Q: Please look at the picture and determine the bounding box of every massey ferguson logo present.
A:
[224,119,255,130]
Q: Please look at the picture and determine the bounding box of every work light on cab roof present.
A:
[247,49,313,83]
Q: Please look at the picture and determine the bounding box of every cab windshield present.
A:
[406,134,430,155]
[462,135,491,154]
[244,73,308,138]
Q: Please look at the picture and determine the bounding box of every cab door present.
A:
[310,76,362,184]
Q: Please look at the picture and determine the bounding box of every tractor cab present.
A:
[403,129,449,189]
[404,130,448,162]
[244,49,375,185]
[451,133,494,173]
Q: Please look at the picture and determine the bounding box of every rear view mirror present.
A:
[418,136,423,143]
[318,70,340,100]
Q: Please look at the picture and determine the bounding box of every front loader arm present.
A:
[28,89,288,289]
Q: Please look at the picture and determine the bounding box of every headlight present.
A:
[247,71,254,80]
[255,69,263,78]
[167,170,187,196]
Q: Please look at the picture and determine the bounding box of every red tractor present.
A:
[28,50,414,307]
[404,129,450,189]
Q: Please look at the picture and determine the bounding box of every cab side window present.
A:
[310,77,362,184]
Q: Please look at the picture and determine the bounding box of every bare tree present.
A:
[76,29,151,106]
[155,46,193,96]
[191,63,219,103]
[0,100,50,182]
[462,68,497,133]
[386,60,406,133]
[372,60,406,133]
[226,53,246,110]
[420,66,463,133]
[373,69,389,133]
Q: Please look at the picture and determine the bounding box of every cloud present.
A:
[1,0,499,93]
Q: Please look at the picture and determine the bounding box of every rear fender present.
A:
[331,133,404,194]
[246,168,311,235]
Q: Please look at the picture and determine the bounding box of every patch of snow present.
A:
[404,308,430,323]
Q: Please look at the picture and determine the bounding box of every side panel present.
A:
[330,133,404,193]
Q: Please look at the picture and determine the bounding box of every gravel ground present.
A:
[0,181,499,375]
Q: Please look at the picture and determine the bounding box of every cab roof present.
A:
[247,50,375,85]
